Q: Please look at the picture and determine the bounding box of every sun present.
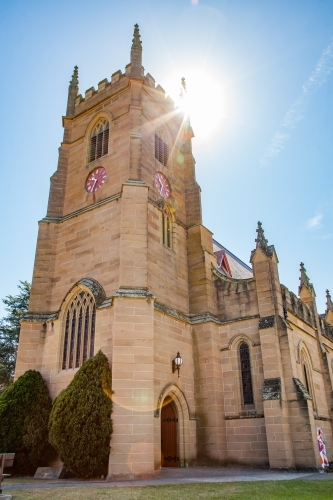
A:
[170,70,229,140]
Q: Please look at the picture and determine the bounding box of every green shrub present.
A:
[0,369,55,473]
[48,350,113,478]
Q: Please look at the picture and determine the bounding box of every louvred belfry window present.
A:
[89,120,109,163]
[155,133,169,166]
[239,342,254,405]
[62,290,96,370]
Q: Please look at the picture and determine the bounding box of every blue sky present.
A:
[0,0,332,314]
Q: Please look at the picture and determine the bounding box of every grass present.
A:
[5,480,333,500]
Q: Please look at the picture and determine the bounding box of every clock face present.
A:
[85,167,107,193]
[154,172,171,199]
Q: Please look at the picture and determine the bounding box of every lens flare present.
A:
[180,72,228,139]
[111,388,178,414]
[112,387,155,413]
[163,70,229,141]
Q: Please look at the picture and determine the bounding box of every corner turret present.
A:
[66,66,79,117]
[179,78,200,226]
[128,23,144,77]
[299,262,314,294]
[298,262,315,307]
[325,289,333,325]
[180,77,194,155]
[250,221,277,263]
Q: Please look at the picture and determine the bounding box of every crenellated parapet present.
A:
[143,82,176,114]
[73,72,130,114]
[65,68,175,118]
[281,282,333,345]
[319,315,333,342]
[281,284,316,327]
[65,24,175,119]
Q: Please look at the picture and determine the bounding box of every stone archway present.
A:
[155,383,196,468]
[161,396,179,467]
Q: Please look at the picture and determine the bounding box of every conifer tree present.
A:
[0,369,55,473]
[0,281,31,391]
[49,350,113,478]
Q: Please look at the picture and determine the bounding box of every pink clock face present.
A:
[155,172,171,199]
[85,168,107,193]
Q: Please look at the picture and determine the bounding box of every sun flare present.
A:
[165,70,229,140]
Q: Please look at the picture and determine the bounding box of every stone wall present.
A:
[15,47,333,476]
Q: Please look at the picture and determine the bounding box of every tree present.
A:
[0,281,31,391]
[0,369,55,473]
[49,350,113,478]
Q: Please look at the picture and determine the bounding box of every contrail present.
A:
[260,39,333,166]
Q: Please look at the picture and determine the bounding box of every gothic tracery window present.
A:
[89,120,109,163]
[155,132,169,166]
[62,290,96,370]
[239,342,254,406]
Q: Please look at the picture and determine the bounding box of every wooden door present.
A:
[161,401,179,467]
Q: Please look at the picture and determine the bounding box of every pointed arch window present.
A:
[162,206,173,248]
[155,131,169,166]
[300,351,312,398]
[89,120,109,163]
[239,342,254,405]
[62,290,96,370]
[303,364,310,394]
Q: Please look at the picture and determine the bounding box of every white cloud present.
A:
[306,214,323,229]
[260,39,333,166]
[260,132,289,165]
[320,233,332,240]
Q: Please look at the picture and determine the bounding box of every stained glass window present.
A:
[62,290,96,370]
[303,364,310,393]
[240,342,254,405]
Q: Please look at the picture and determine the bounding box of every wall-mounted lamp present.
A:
[172,352,183,377]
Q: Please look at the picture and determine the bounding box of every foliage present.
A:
[0,369,55,473]
[48,350,113,478]
[0,281,31,391]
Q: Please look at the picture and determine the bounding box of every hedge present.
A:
[0,369,55,473]
[48,350,113,478]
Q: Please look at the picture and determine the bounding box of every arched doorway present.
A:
[161,397,179,467]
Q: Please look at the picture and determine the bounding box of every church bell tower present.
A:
[15,24,203,478]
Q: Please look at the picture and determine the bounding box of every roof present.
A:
[213,239,253,279]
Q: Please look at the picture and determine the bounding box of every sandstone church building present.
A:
[15,25,333,478]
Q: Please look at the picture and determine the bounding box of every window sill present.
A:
[225,413,264,420]
[162,243,175,252]
[86,153,110,169]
